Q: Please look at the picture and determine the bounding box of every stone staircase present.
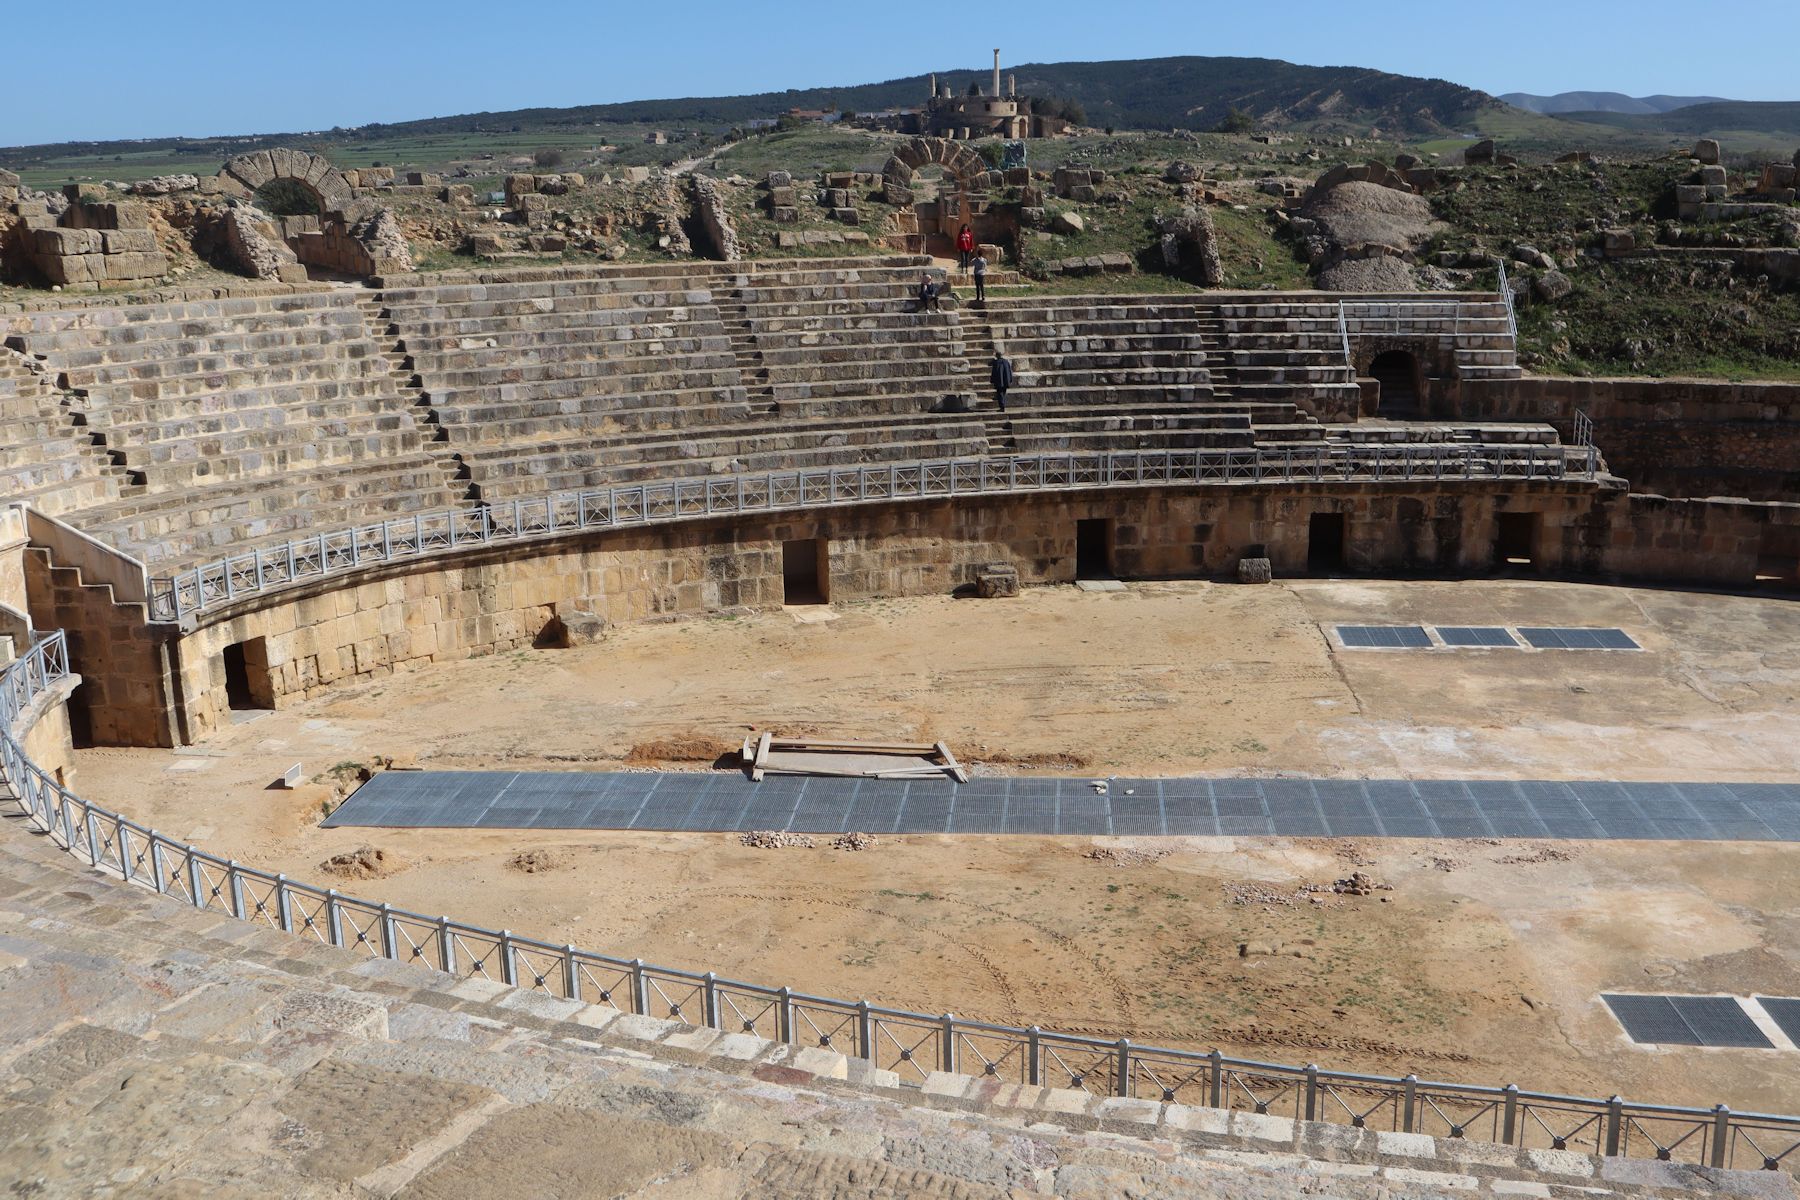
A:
[0,345,129,519]
[0,787,1784,1198]
[715,284,777,414]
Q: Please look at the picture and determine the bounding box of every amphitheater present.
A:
[4,250,1800,1196]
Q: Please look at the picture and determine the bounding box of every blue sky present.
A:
[6,0,1795,144]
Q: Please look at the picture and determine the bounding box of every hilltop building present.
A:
[855,51,1069,140]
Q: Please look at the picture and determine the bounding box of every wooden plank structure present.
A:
[738,734,968,783]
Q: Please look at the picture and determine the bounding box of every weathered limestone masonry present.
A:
[0,506,28,616]
[14,190,170,290]
[690,173,742,260]
[1455,377,1800,501]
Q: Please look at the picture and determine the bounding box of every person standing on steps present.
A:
[956,223,975,271]
[971,251,989,304]
[989,347,1014,412]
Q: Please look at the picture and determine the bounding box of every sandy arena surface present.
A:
[75,579,1800,1114]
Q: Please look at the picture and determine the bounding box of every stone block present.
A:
[465,231,508,255]
[1602,228,1635,255]
[622,166,651,184]
[883,185,912,207]
[103,253,167,280]
[39,253,105,285]
[504,173,536,199]
[767,186,796,207]
[823,187,850,208]
[441,184,474,206]
[549,608,607,647]
[62,182,107,204]
[1051,210,1084,235]
[1698,164,1727,186]
[1237,557,1272,584]
[100,228,158,254]
[362,166,395,183]
[34,227,103,255]
[766,170,791,188]
[1068,184,1097,203]
[769,206,799,224]
[516,193,550,212]
[1004,166,1030,186]
[1693,138,1721,165]
[974,563,1019,598]
[1674,184,1707,205]
[1019,206,1045,227]
[831,208,859,225]
[823,171,854,188]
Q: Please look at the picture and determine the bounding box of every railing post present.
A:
[439,915,457,974]
[275,875,293,932]
[148,838,168,893]
[325,889,343,947]
[1116,1038,1132,1098]
[703,972,719,1029]
[940,1013,956,1073]
[564,945,580,1001]
[227,861,245,920]
[631,958,649,1015]
[855,1000,873,1059]
[1604,1095,1624,1157]
[777,985,794,1044]
[378,902,397,960]
[1303,1063,1319,1122]
[1402,1074,1418,1132]
[1208,1049,1224,1108]
[1710,1105,1730,1169]
[85,809,101,868]
[1028,1026,1043,1086]
[499,930,517,986]
[1501,1083,1519,1144]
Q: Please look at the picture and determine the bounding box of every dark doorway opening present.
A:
[1370,350,1422,418]
[1495,512,1539,567]
[782,538,828,604]
[222,637,274,711]
[1308,512,1347,573]
[1755,526,1800,589]
[1076,519,1113,578]
[65,681,95,748]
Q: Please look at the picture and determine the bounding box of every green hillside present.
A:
[1553,100,1800,137]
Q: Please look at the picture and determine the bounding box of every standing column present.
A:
[929,73,937,100]
[992,50,1002,101]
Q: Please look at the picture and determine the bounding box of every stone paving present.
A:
[0,811,1794,1197]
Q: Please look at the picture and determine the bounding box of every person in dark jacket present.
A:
[971,252,988,304]
[917,273,940,312]
[956,224,975,271]
[989,348,1014,412]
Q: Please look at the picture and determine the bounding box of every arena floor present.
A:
[74,578,1800,1115]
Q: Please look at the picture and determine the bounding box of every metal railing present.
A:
[1498,262,1519,339]
[146,446,1600,622]
[0,631,1796,1172]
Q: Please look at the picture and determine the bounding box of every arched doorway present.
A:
[881,137,995,256]
[1369,350,1422,418]
[216,149,353,215]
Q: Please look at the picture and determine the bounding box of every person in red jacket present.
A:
[956,224,975,271]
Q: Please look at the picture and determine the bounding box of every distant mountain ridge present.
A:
[328,56,1500,141]
[1544,100,1800,138]
[1502,92,1731,115]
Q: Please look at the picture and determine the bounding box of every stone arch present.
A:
[881,137,998,208]
[216,148,353,214]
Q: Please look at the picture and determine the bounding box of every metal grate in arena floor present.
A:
[1335,625,1432,648]
[321,772,1800,840]
[1755,997,1800,1046]
[1518,627,1641,650]
[1435,626,1521,648]
[1602,994,1775,1048]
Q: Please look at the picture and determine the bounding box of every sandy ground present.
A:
[74,579,1800,1114]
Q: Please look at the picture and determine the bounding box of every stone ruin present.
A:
[5,184,171,290]
[1675,139,1800,221]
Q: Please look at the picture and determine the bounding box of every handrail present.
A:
[142,445,1600,622]
[1,632,1796,1173]
[1497,262,1519,340]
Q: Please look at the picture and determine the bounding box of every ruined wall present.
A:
[169,480,1607,741]
[1454,376,1800,500]
[24,550,176,748]
[690,174,742,261]
[13,193,169,291]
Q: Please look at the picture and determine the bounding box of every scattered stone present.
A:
[1693,139,1722,165]
[1051,210,1085,235]
[318,846,406,880]
[740,830,815,849]
[507,848,568,873]
[1083,845,1173,867]
[829,832,876,851]
[974,562,1019,598]
[1330,872,1392,896]
[1533,270,1574,302]
[1237,557,1272,584]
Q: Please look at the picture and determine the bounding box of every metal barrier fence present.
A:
[147,445,1598,622]
[1,632,1796,1173]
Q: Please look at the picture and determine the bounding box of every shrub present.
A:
[533,147,565,169]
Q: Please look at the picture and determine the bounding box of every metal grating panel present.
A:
[1335,625,1432,648]
[322,772,1800,842]
[1603,994,1774,1048]
[1435,626,1521,648]
[1519,627,1641,650]
[1756,997,1800,1046]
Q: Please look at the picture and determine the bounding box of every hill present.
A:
[0,55,1501,176]
[1549,100,1800,140]
[1501,92,1730,115]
